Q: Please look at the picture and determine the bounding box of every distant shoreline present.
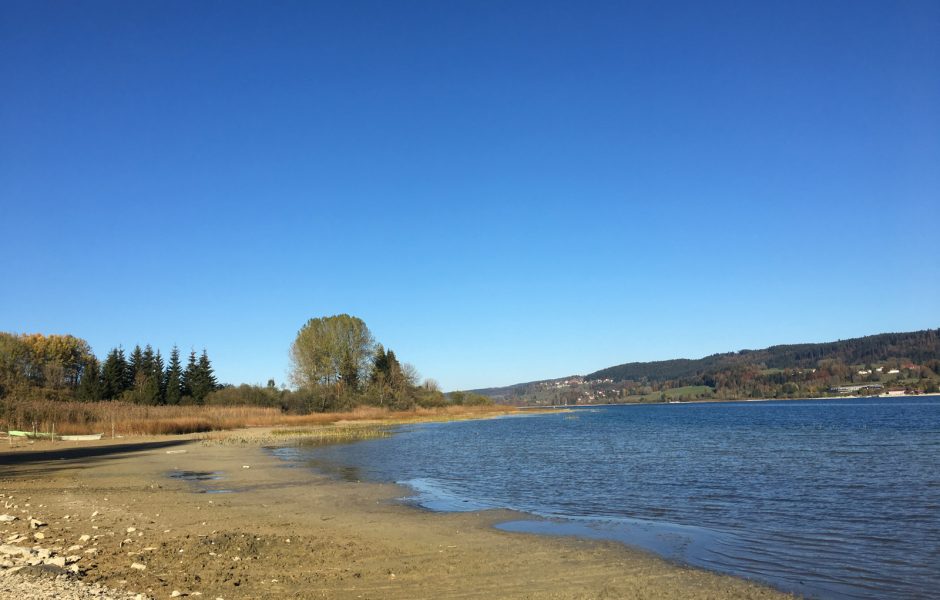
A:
[521,391,940,409]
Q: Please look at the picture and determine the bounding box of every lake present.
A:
[273,397,940,599]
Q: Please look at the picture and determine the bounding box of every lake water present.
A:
[273,397,940,599]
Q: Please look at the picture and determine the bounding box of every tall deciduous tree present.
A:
[14,333,93,389]
[290,314,375,390]
[0,333,31,398]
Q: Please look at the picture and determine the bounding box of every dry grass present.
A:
[0,399,522,437]
[202,424,393,447]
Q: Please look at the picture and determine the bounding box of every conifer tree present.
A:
[127,345,143,391]
[133,345,159,405]
[76,356,101,402]
[370,345,388,383]
[191,349,218,403]
[153,350,165,404]
[181,350,198,401]
[141,345,154,378]
[385,350,403,387]
[101,347,128,400]
[370,345,403,385]
[164,346,183,405]
[199,350,217,388]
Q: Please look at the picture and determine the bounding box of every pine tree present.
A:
[164,346,183,405]
[153,350,165,404]
[101,347,128,400]
[76,356,101,402]
[141,345,155,379]
[370,345,388,383]
[127,345,143,391]
[181,350,198,401]
[192,349,218,403]
[134,345,158,405]
[385,350,403,387]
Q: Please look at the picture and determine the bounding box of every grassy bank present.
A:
[0,399,520,437]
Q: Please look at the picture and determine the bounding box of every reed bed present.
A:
[0,399,519,437]
[201,424,393,447]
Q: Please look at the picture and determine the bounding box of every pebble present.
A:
[0,568,150,599]
[44,556,66,567]
[0,524,149,599]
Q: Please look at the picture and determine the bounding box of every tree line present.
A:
[2,319,490,413]
[586,329,940,383]
[482,328,940,405]
[0,332,218,405]
[284,314,490,411]
[84,345,218,405]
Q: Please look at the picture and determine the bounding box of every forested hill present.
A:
[586,329,940,382]
[473,329,940,404]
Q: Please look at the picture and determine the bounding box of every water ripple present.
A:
[284,397,940,600]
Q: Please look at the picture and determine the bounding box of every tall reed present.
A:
[0,399,514,436]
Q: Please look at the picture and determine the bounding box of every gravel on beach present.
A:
[1,568,149,600]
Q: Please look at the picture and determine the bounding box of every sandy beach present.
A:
[0,432,792,599]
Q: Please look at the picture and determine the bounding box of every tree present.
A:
[164,346,183,405]
[127,345,143,391]
[367,346,421,409]
[121,344,163,405]
[181,350,198,402]
[191,349,218,403]
[15,333,93,389]
[153,350,165,404]
[101,347,128,400]
[290,314,375,390]
[76,356,101,402]
[0,333,31,398]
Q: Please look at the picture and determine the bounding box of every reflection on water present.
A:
[276,398,940,600]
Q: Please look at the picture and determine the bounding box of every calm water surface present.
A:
[273,397,940,599]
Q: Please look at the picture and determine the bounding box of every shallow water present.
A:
[167,470,221,481]
[274,397,940,599]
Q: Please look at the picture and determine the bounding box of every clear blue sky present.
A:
[2,1,938,390]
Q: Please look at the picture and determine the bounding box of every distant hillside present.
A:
[586,329,940,382]
[470,376,580,401]
[473,329,940,404]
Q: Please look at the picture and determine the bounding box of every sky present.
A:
[1,1,938,390]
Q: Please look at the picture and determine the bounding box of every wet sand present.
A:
[0,434,793,599]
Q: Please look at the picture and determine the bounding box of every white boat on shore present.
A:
[59,433,104,441]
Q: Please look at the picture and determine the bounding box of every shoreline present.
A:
[527,391,940,409]
[0,430,793,599]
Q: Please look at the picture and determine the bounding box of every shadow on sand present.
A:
[0,439,195,477]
